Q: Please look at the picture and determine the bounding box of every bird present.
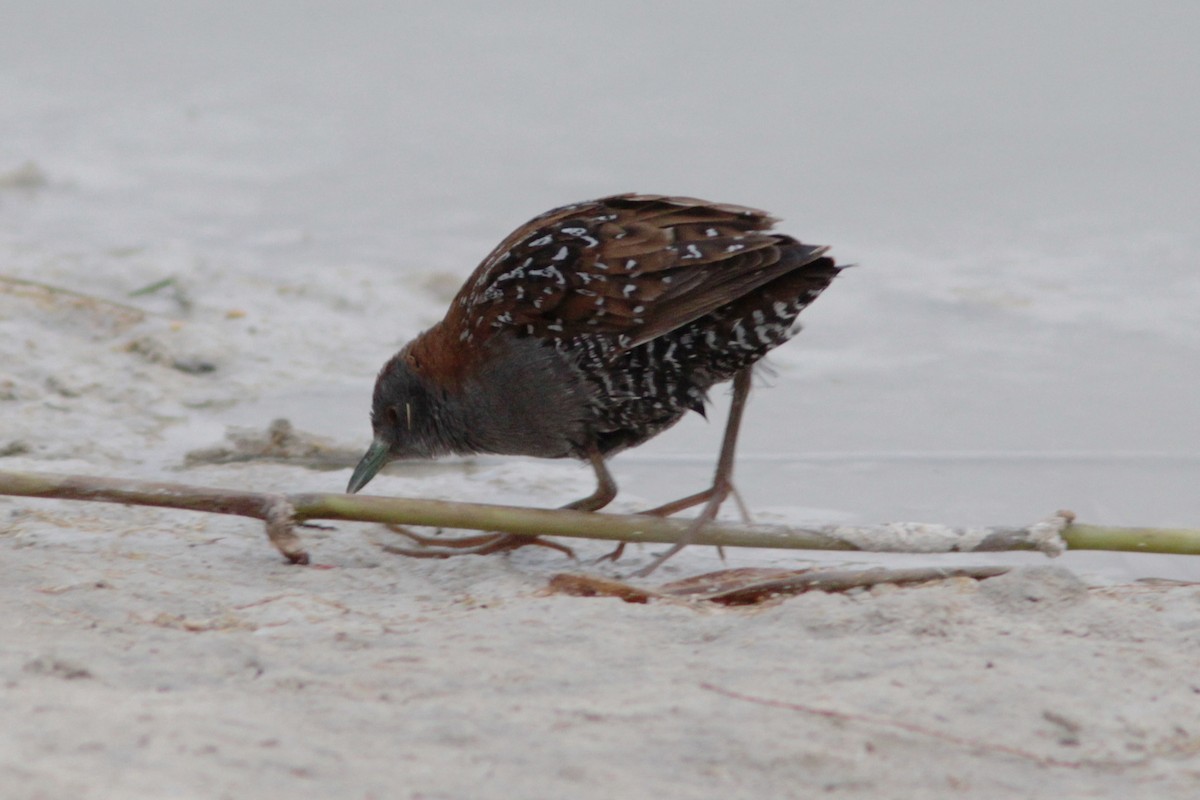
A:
[347,193,841,574]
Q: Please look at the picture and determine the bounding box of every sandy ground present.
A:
[3,3,1200,798]
[4,491,1200,799]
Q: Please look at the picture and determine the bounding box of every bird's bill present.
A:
[346,438,390,494]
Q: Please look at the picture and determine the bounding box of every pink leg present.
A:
[633,368,754,576]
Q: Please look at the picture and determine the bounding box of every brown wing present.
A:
[445,193,829,350]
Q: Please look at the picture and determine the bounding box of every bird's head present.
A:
[346,341,456,494]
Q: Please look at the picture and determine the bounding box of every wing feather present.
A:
[444,194,831,352]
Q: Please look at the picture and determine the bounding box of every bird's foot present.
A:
[597,484,749,565]
[631,479,743,577]
[595,489,719,563]
[594,541,627,563]
[383,525,575,559]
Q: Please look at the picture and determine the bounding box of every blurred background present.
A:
[2,1,1198,578]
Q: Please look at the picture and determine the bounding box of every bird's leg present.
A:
[729,485,752,524]
[633,368,754,577]
[474,447,615,556]
[564,448,618,512]
[384,448,614,560]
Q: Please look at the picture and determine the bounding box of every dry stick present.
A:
[683,565,1015,603]
[1,469,309,563]
[548,565,1015,604]
[2,469,1199,565]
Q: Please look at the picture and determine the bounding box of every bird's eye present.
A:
[385,406,400,428]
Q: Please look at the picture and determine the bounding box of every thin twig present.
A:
[1,468,1198,564]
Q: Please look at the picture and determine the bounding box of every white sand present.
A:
[5,494,1200,798]
[3,3,1200,797]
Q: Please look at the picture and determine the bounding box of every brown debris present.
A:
[548,565,1013,606]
